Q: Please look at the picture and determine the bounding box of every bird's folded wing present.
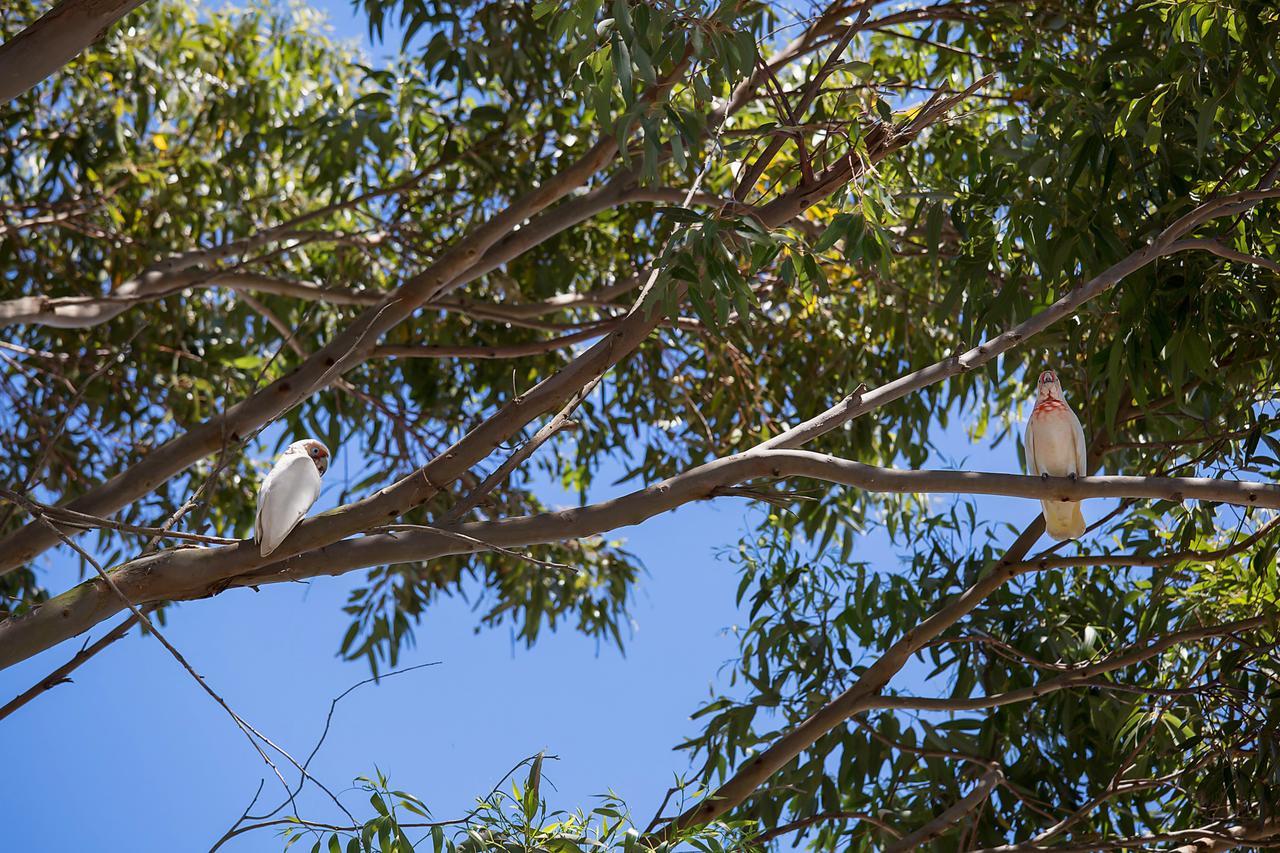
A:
[257,454,322,554]
[1024,419,1040,476]
[1070,410,1087,475]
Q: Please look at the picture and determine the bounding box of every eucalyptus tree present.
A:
[2,0,1279,850]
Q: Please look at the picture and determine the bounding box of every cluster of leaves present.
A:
[0,0,394,606]
[279,760,752,853]
[341,533,638,674]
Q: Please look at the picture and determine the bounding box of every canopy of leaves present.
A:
[3,0,1280,849]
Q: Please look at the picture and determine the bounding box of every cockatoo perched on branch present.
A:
[1024,370,1087,540]
[254,439,329,557]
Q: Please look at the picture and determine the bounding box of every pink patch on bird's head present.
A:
[1038,370,1058,386]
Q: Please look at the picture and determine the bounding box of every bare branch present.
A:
[0,271,381,329]
[0,488,240,545]
[2,489,350,820]
[212,753,552,848]
[1169,820,1280,853]
[0,0,147,105]
[212,662,443,849]
[884,769,1002,852]
[1166,237,1280,275]
[8,449,1279,683]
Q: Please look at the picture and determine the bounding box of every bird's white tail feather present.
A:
[1041,500,1085,540]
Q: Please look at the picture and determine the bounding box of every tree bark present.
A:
[0,0,148,104]
[2,453,1278,672]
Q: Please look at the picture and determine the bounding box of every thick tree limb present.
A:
[2,451,1278,671]
[0,0,147,105]
[1169,819,1280,853]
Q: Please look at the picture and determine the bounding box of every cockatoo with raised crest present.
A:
[254,439,329,557]
[1024,370,1087,540]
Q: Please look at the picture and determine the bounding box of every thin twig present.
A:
[212,662,442,850]
[369,524,578,573]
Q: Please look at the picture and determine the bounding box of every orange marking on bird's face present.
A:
[294,439,331,474]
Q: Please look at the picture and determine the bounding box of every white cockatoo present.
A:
[254,439,330,557]
[1024,369,1087,540]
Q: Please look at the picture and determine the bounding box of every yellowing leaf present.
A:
[153,134,169,151]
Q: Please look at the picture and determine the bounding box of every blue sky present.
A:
[0,4,1062,851]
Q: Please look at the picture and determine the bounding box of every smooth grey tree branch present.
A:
[0,271,382,328]
[0,0,147,105]
[2,450,1278,671]
[970,818,1280,853]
